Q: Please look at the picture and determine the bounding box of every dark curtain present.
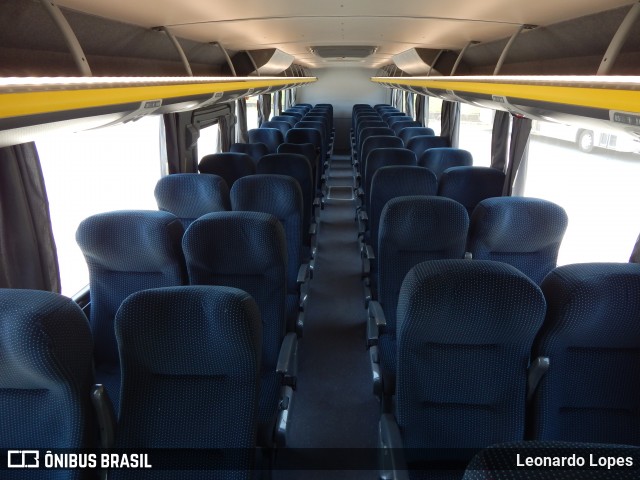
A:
[236,98,248,144]
[0,143,60,292]
[415,95,426,125]
[218,116,233,152]
[441,101,460,147]
[503,116,532,196]
[491,110,511,171]
[406,92,415,118]
[273,91,281,116]
[258,94,272,126]
[163,113,182,174]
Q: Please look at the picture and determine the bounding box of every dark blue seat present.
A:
[248,128,284,154]
[379,260,546,474]
[397,126,435,145]
[385,114,412,126]
[198,152,256,188]
[358,135,404,180]
[76,211,187,413]
[295,120,328,159]
[363,148,416,214]
[530,262,640,444]
[467,197,569,285]
[257,153,315,250]
[418,147,473,180]
[391,120,422,136]
[112,286,261,479]
[182,211,296,446]
[230,142,269,165]
[271,115,297,127]
[286,128,325,182]
[437,166,505,217]
[154,173,230,228]
[261,120,292,137]
[406,135,450,158]
[277,142,321,195]
[0,289,94,466]
[230,175,307,336]
[357,127,395,167]
[368,197,469,400]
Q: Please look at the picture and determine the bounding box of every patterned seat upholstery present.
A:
[363,148,416,214]
[0,289,94,472]
[375,197,469,396]
[112,285,261,479]
[467,197,568,285]
[359,135,404,180]
[248,128,284,154]
[531,262,640,444]
[437,166,505,217]
[76,210,187,412]
[395,260,546,464]
[397,127,435,145]
[182,211,288,442]
[230,142,269,165]
[406,135,450,158]
[418,147,473,180]
[154,173,230,228]
[230,175,304,334]
[198,152,256,188]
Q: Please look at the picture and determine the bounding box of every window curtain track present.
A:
[0,143,60,292]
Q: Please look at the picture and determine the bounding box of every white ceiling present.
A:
[55,0,636,69]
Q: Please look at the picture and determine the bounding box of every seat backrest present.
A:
[391,120,422,136]
[397,126,435,145]
[359,135,404,177]
[381,111,408,122]
[418,147,474,180]
[182,211,287,374]
[0,289,94,456]
[257,153,314,244]
[260,120,291,136]
[231,174,303,297]
[369,166,438,255]
[364,148,416,213]
[277,142,320,192]
[358,127,395,163]
[386,115,414,127]
[295,120,327,154]
[396,259,546,454]
[247,128,284,154]
[114,285,261,460]
[230,142,269,165]
[76,211,186,373]
[271,115,297,127]
[285,128,324,165]
[531,262,640,444]
[438,166,505,217]
[467,197,569,285]
[378,196,469,335]
[406,135,450,158]
[278,112,303,123]
[198,152,256,187]
[154,173,230,228]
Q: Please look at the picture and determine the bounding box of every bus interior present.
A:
[1,0,640,478]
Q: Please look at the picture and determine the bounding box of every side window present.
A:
[37,115,165,295]
[458,103,494,167]
[524,119,640,265]
[246,96,259,130]
[197,123,221,158]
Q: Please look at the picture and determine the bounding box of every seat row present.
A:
[0,284,266,479]
[75,207,303,450]
[376,258,640,476]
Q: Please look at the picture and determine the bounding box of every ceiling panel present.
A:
[54,0,637,68]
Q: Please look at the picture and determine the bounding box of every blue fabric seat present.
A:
[261,120,292,137]
[418,147,473,180]
[530,262,640,444]
[182,211,294,445]
[230,175,306,335]
[406,135,450,158]
[363,148,416,215]
[198,152,256,188]
[371,197,469,399]
[286,128,326,181]
[391,120,422,136]
[467,197,568,285]
[230,142,269,165]
[154,173,230,228]
[248,128,284,154]
[112,285,261,479]
[381,259,546,472]
[437,166,505,217]
[75,210,187,412]
[271,115,297,127]
[0,289,94,471]
[397,126,435,145]
[358,135,404,180]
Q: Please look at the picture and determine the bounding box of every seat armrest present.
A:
[91,384,116,449]
[309,222,317,236]
[297,263,311,284]
[362,243,374,260]
[379,414,409,480]
[527,356,550,402]
[367,300,386,348]
[276,332,298,388]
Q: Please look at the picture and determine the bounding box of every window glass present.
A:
[427,98,442,136]
[524,120,640,265]
[246,96,259,131]
[197,123,221,158]
[37,115,165,296]
[458,103,493,167]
